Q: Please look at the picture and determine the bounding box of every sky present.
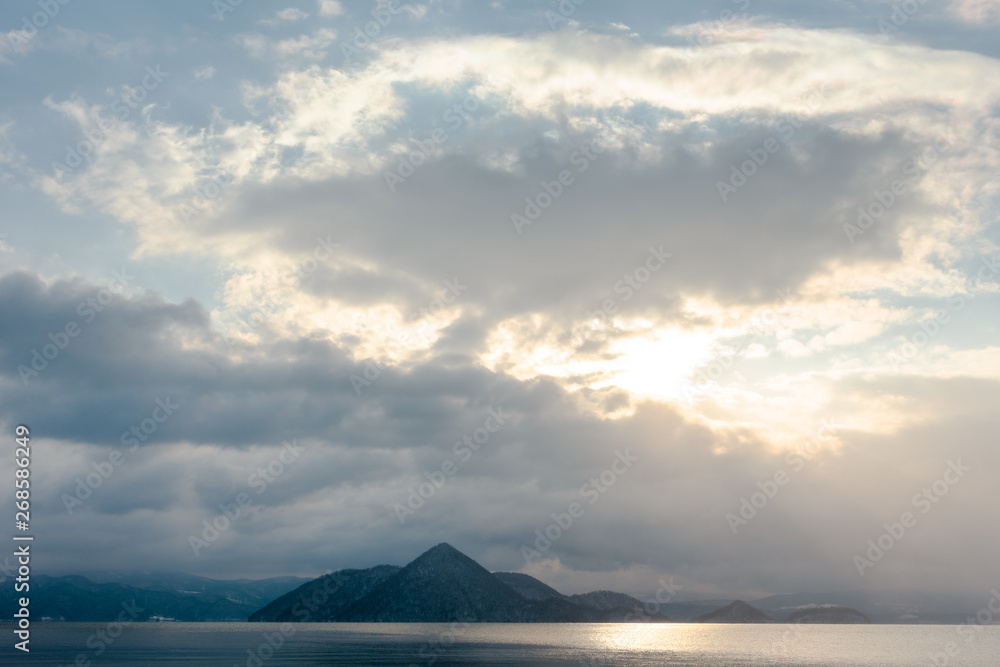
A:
[0,0,998,602]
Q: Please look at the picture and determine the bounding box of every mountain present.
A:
[250,543,671,623]
[784,606,870,624]
[83,571,311,608]
[570,590,642,611]
[646,602,722,621]
[748,590,980,624]
[332,543,547,622]
[567,590,670,621]
[249,566,401,622]
[694,600,774,623]
[11,551,982,624]
[493,572,566,601]
[0,575,260,621]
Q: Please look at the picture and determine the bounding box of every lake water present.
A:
[1,622,999,666]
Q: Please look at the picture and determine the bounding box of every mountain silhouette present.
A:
[249,565,401,622]
[251,543,672,623]
[694,600,774,623]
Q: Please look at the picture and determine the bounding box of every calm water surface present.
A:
[1,622,998,666]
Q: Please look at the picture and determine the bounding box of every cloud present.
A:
[1,28,38,61]
[258,8,311,26]
[948,0,1000,23]
[24,28,1000,425]
[318,0,344,17]
[2,269,997,600]
[3,7,999,600]
[0,120,25,181]
[193,65,216,81]
[0,268,995,599]
[237,28,337,60]
[1,27,149,60]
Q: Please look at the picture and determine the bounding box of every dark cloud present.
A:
[208,124,926,348]
[1,271,997,599]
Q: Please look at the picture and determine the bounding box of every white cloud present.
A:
[237,28,337,60]
[0,120,25,182]
[25,28,1000,415]
[1,29,39,61]
[194,65,216,81]
[317,0,344,17]
[948,0,1000,23]
[259,7,311,26]
[278,7,309,21]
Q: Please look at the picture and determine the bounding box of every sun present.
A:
[480,315,718,409]
[601,328,716,401]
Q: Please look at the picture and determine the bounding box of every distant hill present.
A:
[83,571,311,609]
[250,543,672,623]
[784,606,870,624]
[0,575,261,621]
[249,566,402,622]
[7,552,979,624]
[493,572,566,601]
[333,543,540,622]
[747,591,980,624]
[694,600,774,623]
[567,590,667,621]
[570,590,639,610]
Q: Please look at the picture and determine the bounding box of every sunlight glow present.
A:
[602,329,716,401]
